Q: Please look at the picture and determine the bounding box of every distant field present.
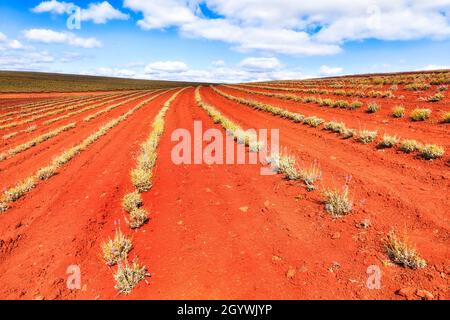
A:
[0,71,206,92]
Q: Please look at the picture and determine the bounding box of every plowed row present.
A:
[0,87,448,300]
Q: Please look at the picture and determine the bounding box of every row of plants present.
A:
[0,94,103,119]
[103,89,184,295]
[83,90,162,122]
[0,122,76,161]
[0,92,163,214]
[0,92,129,130]
[241,84,395,99]
[228,85,365,111]
[43,91,150,125]
[206,86,427,270]
[212,86,445,160]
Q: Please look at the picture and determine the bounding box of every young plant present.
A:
[36,165,57,180]
[129,208,149,229]
[299,162,322,191]
[101,228,132,266]
[323,185,353,217]
[0,202,8,212]
[122,191,143,213]
[304,116,324,127]
[420,144,445,160]
[384,230,427,269]
[379,135,399,148]
[358,129,377,144]
[441,112,450,123]
[131,168,152,193]
[114,259,148,295]
[278,155,301,180]
[340,128,356,139]
[268,153,300,180]
[392,105,405,118]
[2,177,36,202]
[427,92,444,102]
[349,101,363,109]
[410,108,431,121]
[367,102,380,113]
[400,139,422,153]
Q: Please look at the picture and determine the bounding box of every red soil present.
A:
[0,87,448,300]
[0,92,151,150]
[236,84,450,126]
[220,86,450,152]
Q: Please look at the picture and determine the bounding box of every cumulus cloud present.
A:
[0,32,27,50]
[145,61,189,73]
[123,0,450,56]
[100,57,311,83]
[80,2,129,24]
[24,29,102,48]
[0,49,55,70]
[94,67,137,77]
[319,65,344,76]
[32,0,129,24]
[32,0,73,14]
[239,57,281,71]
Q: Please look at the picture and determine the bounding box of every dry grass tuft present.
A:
[379,135,399,148]
[392,105,405,118]
[358,129,377,144]
[299,162,322,191]
[400,139,422,153]
[420,144,445,160]
[0,202,8,213]
[349,101,363,109]
[384,230,427,269]
[323,186,353,217]
[131,168,152,193]
[268,153,300,180]
[367,102,380,113]
[340,128,356,139]
[427,92,444,102]
[410,108,431,121]
[36,165,57,180]
[101,228,132,266]
[442,112,450,123]
[3,177,36,202]
[122,191,143,213]
[129,208,149,229]
[303,116,324,127]
[114,259,147,295]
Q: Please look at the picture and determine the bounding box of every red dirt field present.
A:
[0,77,448,300]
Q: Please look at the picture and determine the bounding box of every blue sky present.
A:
[0,0,449,82]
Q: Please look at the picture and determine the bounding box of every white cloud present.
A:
[319,65,344,76]
[0,32,27,50]
[212,60,225,67]
[419,64,450,71]
[0,50,55,70]
[32,1,129,24]
[81,2,129,24]
[122,0,450,56]
[145,60,189,73]
[94,67,137,77]
[101,57,312,83]
[24,29,102,48]
[32,0,73,14]
[239,57,281,71]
